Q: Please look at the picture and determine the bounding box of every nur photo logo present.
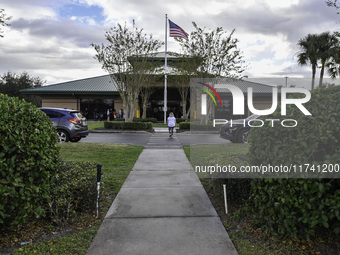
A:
[195,79,312,128]
[196,82,222,115]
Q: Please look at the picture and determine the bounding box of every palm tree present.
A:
[326,48,340,81]
[297,34,319,90]
[317,32,339,87]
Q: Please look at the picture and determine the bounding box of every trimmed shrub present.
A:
[248,86,340,238]
[250,178,340,238]
[248,86,340,167]
[133,117,157,123]
[176,118,188,124]
[0,94,59,226]
[104,121,153,131]
[47,161,100,225]
[179,122,219,131]
[205,153,251,203]
[179,122,190,130]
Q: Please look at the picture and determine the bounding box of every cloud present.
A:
[0,0,339,84]
[11,17,104,47]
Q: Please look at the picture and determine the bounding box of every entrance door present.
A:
[80,98,114,120]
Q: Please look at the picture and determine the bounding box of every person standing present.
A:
[167,112,176,138]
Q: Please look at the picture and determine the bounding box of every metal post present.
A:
[164,14,168,124]
[223,179,228,214]
[96,164,102,218]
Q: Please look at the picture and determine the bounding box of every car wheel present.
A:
[229,137,237,143]
[57,130,69,142]
[70,137,81,142]
[237,129,249,143]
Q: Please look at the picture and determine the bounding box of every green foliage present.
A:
[326,0,340,14]
[0,9,11,38]
[0,94,59,226]
[179,122,219,131]
[203,178,251,205]
[249,86,340,168]
[91,21,163,121]
[104,121,153,131]
[0,72,44,106]
[179,122,190,130]
[177,22,247,78]
[176,118,188,124]
[250,179,340,238]
[133,117,157,123]
[13,225,99,255]
[203,151,251,201]
[47,161,100,225]
[248,86,340,237]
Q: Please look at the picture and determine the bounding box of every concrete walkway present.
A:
[87,134,238,255]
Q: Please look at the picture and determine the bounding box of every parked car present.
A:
[40,108,89,142]
[219,114,260,143]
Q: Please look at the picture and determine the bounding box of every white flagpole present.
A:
[164,14,168,124]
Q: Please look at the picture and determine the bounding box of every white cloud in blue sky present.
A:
[0,0,339,85]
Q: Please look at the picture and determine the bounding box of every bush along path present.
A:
[248,86,340,239]
[0,94,143,255]
[183,144,340,254]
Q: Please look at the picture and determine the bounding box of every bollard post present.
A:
[96,164,102,218]
[223,178,228,214]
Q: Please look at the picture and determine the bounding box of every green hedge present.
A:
[179,122,219,131]
[248,86,340,238]
[133,117,157,123]
[249,86,340,168]
[47,161,100,225]
[250,179,340,238]
[0,94,59,226]
[179,122,190,130]
[104,121,153,131]
[177,118,188,124]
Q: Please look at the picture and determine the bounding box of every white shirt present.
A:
[167,116,176,127]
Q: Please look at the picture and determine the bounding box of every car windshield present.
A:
[246,114,259,120]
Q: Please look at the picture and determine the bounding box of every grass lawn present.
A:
[7,143,143,255]
[5,142,339,255]
[58,143,143,194]
[87,121,105,131]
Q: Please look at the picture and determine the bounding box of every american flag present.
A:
[168,19,189,40]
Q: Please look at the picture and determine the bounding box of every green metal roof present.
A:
[20,75,119,95]
[21,74,276,97]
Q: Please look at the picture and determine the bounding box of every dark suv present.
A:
[40,108,89,142]
[219,114,259,143]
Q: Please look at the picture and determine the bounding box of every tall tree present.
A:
[168,54,202,119]
[1,72,43,106]
[174,22,247,122]
[326,0,340,13]
[326,46,340,80]
[176,22,247,78]
[0,9,11,38]
[317,32,339,86]
[91,22,163,122]
[297,34,319,90]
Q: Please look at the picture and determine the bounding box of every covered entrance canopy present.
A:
[21,52,197,120]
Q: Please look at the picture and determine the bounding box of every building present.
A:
[21,52,280,121]
[21,74,278,121]
[21,74,121,120]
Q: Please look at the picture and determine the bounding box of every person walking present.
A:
[167,112,176,138]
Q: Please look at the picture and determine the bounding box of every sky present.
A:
[0,0,339,86]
